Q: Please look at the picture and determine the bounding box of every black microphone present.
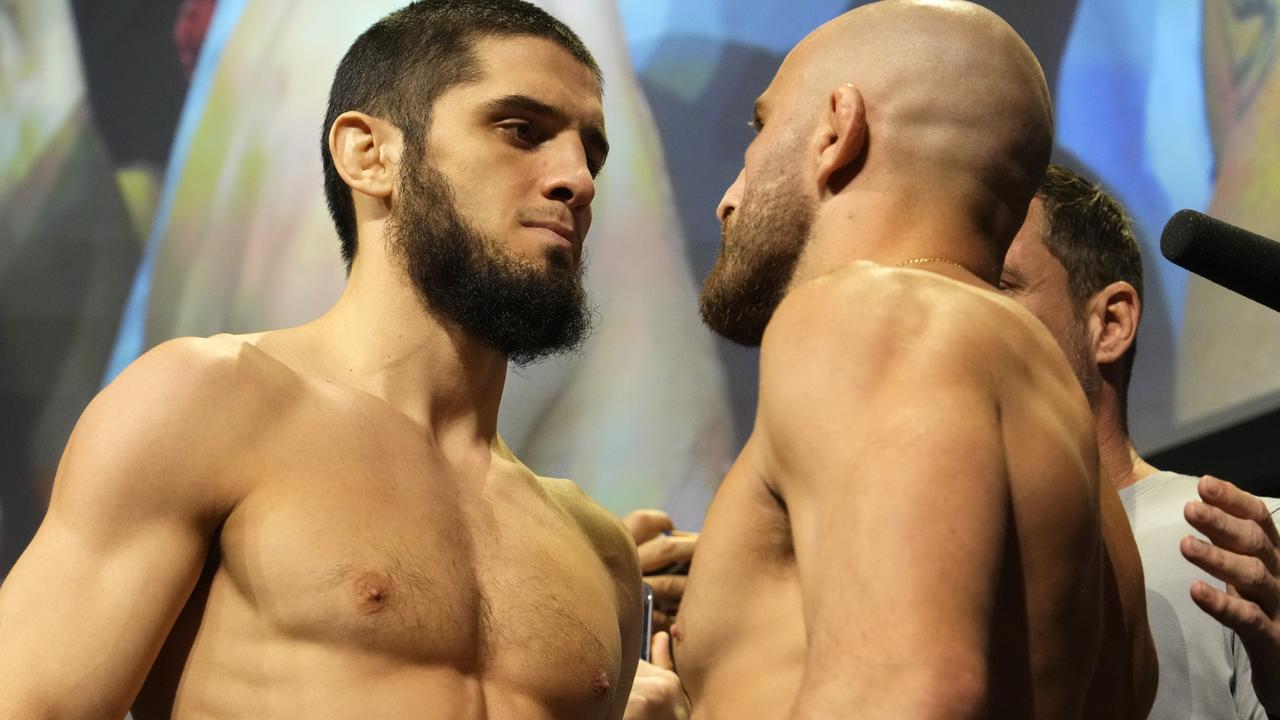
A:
[1160,210,1280,314]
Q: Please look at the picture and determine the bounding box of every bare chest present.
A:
[200,417,623,707]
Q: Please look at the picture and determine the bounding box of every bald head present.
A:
[762,0,1053,249]
[702,1,1053,344]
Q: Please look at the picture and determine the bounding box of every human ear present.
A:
[815,84,867,197]
[1089,281,1141,365]
[327,111,399,200]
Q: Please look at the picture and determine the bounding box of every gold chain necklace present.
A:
[896,257,969,271]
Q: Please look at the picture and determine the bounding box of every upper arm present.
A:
[0,339,243,718]
[759,285,1008,716]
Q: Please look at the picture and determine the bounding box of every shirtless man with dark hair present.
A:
[0,2,643,718]
[674,2,1157,717]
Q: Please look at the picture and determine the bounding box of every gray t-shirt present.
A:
[1120,471,1280,719]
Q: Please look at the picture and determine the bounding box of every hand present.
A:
[1180,475,1280,712]
[624,632,690,720]
[622,509,699,632]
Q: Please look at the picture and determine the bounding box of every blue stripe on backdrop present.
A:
[102,0,248,386]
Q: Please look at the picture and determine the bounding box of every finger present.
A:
[623,510,674,545]
[651,608,673,635]
[646,574,688,604]
[622,668,654,720]
[651,631,675,671]
[1181,536,1280,614]
[1200,476,1280,544]
[1184,501,1280,573]
[638,534,698,573]
[1189,580,1280,646]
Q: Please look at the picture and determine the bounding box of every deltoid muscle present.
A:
[130,0,733,520]
[1176,0,1280,422]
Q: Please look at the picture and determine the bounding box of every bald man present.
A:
[673,2,1157,718]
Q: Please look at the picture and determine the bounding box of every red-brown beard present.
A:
[699,153,813,347]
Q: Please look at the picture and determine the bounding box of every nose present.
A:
[542,141,597,210]
[717,169,745,223]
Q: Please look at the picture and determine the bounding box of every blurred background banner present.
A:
[2,0,1279,577]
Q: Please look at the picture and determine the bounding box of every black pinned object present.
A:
[1160,209,1280,314]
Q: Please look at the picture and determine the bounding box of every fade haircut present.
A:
[321,0,601,270]
[1037,163,1145,388]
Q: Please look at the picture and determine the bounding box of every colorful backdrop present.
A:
[2,0,1279,577]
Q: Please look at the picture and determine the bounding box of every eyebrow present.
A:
[482,93,610,170]
[750,97,765,131]
[1000,266,1029,288]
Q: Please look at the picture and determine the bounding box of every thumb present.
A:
[624,509,675,545]
[651,631,674,671]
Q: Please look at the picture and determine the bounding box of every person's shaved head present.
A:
[701,0,1053,345]
[794,0,1051,240]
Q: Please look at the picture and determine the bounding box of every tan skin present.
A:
[1004,198,1280,715]
[0,36,642,720]
[673,3,1156,718]
[623,510,695,720]
[624,509,697,633]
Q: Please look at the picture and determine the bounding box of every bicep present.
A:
[0,506,209,717]
[0,378,223,718]
[780,390,1008,654]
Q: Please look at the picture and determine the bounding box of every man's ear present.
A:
[815,84,867,197]
[1087,281,1141,365]
[328,111,399,200]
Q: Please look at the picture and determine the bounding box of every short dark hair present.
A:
[321,0,601,270]
[1036,163,1145,386]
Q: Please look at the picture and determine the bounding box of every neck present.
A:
[299,246,507,450]
[1092,383,1159,490]
[792,190,1003,287]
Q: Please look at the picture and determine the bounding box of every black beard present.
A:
[699,165,812,347]
[389,156,592,366]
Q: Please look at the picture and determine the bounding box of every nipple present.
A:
[591,669,611,696]
[353,571,393,614]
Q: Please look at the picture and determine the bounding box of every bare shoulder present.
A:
[106,333,264,394]
[489,435,638,582]
[539,476,641,583]
[763,265,1072,393]
[763,266,993,386]
[93,334,289,440]
[62,334,292,515]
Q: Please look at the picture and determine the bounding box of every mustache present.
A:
[516,208,576,230]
